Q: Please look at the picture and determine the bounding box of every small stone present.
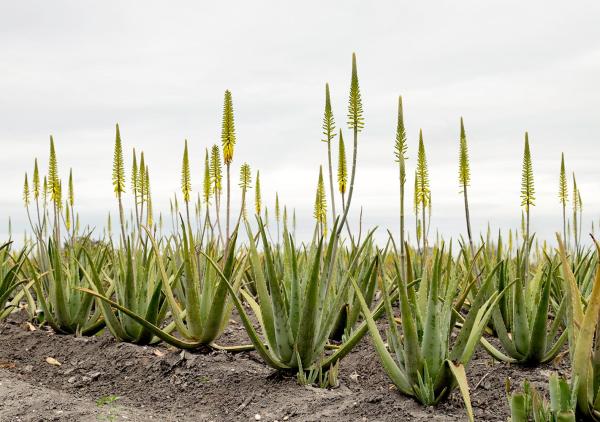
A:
[88,371,102,380]
[67,376,77,384]
[254,414,261,421]
[283,417,289,421]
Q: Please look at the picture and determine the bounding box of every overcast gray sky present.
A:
[1,1,599,244]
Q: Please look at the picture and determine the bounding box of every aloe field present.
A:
[2,3,600,422]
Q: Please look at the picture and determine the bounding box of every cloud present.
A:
[1,1,599,244]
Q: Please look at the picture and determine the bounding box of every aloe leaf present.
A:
[421,250,443,381]
[78,287,207,349]
[200,250,289,370]
[451,261,501,360]
[349,276,412,394]
[321,288,396,369]
[245,221,278,352]
[257,220,293,363]
[295,238,323,367]
[479,337,518,363]
[525,266,552,363]
[446,360,474,422]
[571,243,600,417]
[142,226,188,337]
[78,251,129,341]
[391,254,422,386]
[510,393,528,422]
[0,280,26,312]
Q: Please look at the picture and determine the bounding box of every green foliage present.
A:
[0,242,28,321]
[210,220,383,376]
[558,237,600,420]
[509,374,577,422]
[32,236,105,335]
[354,241,506,422]
[480,245,568,364]
[79,240,169,344]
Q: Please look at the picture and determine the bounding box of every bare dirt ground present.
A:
[0,310,569,422]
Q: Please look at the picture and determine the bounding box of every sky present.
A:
[1,1,600,245]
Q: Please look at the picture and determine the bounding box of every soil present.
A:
[0,310,569,422]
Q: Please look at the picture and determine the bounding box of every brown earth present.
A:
[0,310,569,422]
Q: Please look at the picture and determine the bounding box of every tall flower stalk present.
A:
[255,170,262,217]
[201,149,213,242]
[322,83,337,223]
[572,174,578,250]
[48,135,62,244]
[458,118,473,254]
[236,163,252,227]
[32,157,43,232]
[145,165,153,229]
[131,149,140,237]
[275,192,281,246]
[416,130,430,259]
[112,124,127,243]
[338,53,364,237]
[221,90,236,244]
[520,132,535,279]
[210,144,224,244]
[181,140,192,230]
[137,152,146,230]
[68,169,75,239]
[558,153,568,247]
[314,166,327,236]
[394,96,408,277]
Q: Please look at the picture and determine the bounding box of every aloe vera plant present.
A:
[329,233,379,342]
[479,238,568,364]
[558,234,600,420]
[0,242,28,320]
[32,236,104,335]
[353,240,508,421]
[205,219,390,383]
[82,226,245,350]
[509,374,577,422]
[78,240,171,345]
